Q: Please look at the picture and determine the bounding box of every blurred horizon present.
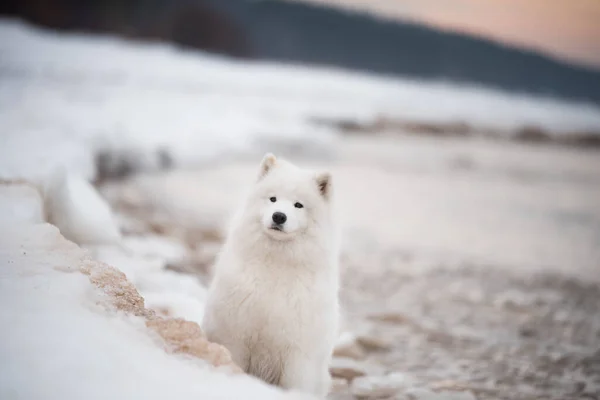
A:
[2,0,600,105]
[297,0,600,70]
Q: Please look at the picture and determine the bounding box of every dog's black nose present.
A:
[272,212,287,225]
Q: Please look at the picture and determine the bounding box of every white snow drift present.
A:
[1,18,600,183]
[0,185,311,400]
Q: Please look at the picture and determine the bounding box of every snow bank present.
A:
[0,181,45,225]
[2,18,600,182]
[0,171,209,326]
[0,184,312,400]
[89,237,209,325]
[42,168,122,245]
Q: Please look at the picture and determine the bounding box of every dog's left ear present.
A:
[315,172,332,199]
[258,153,277,180]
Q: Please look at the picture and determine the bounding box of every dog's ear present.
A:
[258,153,277,180]
[315,171,332,199]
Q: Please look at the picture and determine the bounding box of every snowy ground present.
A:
[0,184,311,400]
[99,135,600,400]
[2,18,600,181]
[2,18,600,400]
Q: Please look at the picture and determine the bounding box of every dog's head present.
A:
[248,153,332,241]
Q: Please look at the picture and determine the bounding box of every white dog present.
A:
[202,153,339,397]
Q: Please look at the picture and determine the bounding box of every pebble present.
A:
[429,380,471,391]
[356,333,393,351]
[405,388,477,400]
[404,388,440,400]
[334,332,366,360]
[329,358,374,380]
[368,311,409,324]
[436,391,477,400]
[330,377,350,393]
[351,373,414,398]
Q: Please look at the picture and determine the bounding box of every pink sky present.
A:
[296,0,600,69]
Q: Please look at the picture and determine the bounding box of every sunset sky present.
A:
[295,0,600,69]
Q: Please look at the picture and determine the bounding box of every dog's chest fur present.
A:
[215,247,338,353]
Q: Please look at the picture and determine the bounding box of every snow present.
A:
[0,183,44,225]
[2,18,600,183]
[33,166,210,324]
[3,167,208,326]
[89,239,209,324]
[42,168,122,245]
[0,186,311,400]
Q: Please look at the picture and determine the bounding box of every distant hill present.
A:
[3,0,600,104]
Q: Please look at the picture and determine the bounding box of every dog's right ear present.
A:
[258,153,277,180]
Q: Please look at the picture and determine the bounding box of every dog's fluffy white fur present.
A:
[202,153,339,397]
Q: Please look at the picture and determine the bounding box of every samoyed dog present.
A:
[202,153,339,397]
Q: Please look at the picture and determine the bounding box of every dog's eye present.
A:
[294,202,304,209]
[270,197,277,203]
